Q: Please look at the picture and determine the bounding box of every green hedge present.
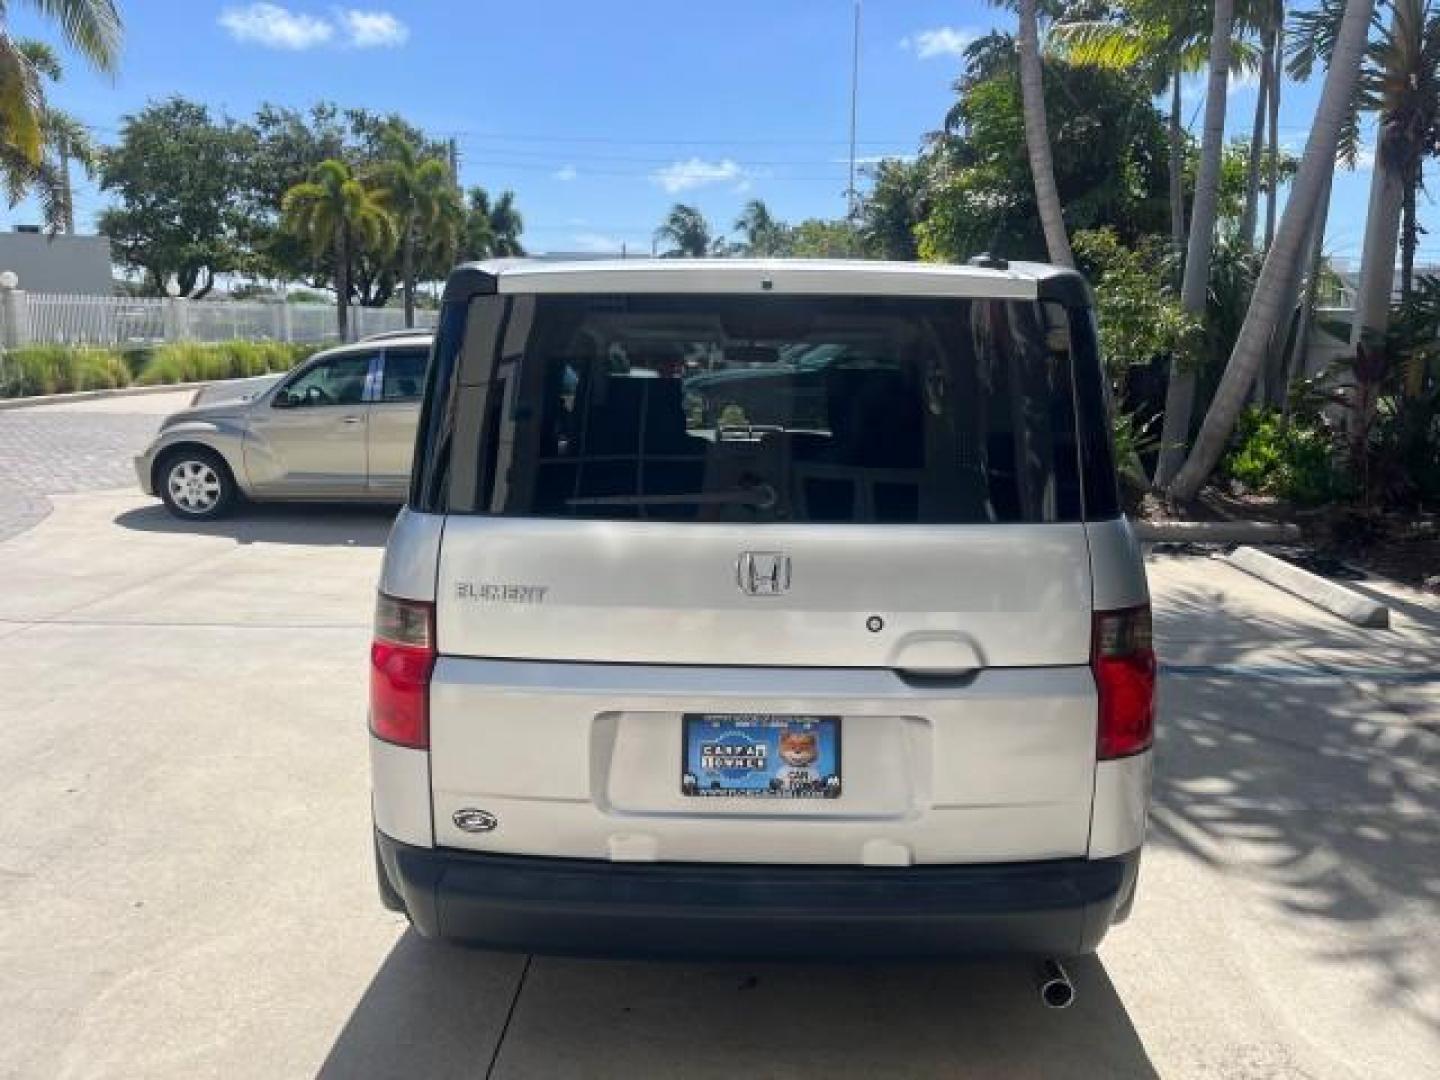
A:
[0,345,133,397]
[1,340,324,399]
[136,340,321,385]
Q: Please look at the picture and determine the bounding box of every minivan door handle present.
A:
[894,667,980,689]
[341,415,363,424]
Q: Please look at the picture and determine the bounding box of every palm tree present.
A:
[1240,2,1285,247]
[461,187,525,260]
[1170,0,1378,501]
[282,159,396,341]
[371,134,456,327]
[1015,0,1073,266]
[734,199,789,256]
[655,204,712,258]
[1051,1,1230,256]
[1351,0,1440,343]
[0,41,95,232]
[0,0,118,170]
[1154,0,1238,488]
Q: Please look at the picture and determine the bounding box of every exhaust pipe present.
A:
[1036,958,1075,1009]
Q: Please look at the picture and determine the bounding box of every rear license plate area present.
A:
[681,714,841,799]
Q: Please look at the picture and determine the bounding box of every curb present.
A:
[1134,520,1302,544]
[1226,545,1391,629]
[0,381,214,411]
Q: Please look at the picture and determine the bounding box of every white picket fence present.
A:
[4,291,435,349]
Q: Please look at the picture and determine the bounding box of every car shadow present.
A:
[113,502,396,548]
[318,934,1157,1079]
[1150,571,1440,1036]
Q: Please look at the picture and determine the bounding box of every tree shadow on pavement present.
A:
[113,502,395,547]
[1151,568,1440,1034]
[319,934,1157,1079]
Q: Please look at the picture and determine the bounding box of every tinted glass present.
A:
[460,294,1086,525]
[277,353,371,408]
[381,349,429,402]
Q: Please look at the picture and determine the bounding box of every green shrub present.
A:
[1223,407,1350,506]
[137,340,319,385]
[1,345,132,397]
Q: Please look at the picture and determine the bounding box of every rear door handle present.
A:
[342,416,363,424]
[894,668,980,689]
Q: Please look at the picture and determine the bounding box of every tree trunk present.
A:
[1169,0,1377,502]
[1169,65,1187,257]
[1241,24,1274,248]
[1401,168,1418,301]
[1154,0,1235,489]
[1350,135,1404,350]
[334,229,351,343]
[402,218,416,329]
[1285,163,1337,416]
[1017,0,1073,268]
[1264,20,1284,249]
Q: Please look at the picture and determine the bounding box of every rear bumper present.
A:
[375,830,1140,960]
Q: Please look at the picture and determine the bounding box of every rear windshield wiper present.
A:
[565,485,778,510]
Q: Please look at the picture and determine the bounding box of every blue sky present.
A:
[4,1,1414,264]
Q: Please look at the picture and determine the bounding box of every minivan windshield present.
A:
[465,293,1087,524]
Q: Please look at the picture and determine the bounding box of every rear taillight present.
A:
[370,593,435,750]
[1093,605,1156,760]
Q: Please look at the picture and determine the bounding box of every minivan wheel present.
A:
[158,448,236,520]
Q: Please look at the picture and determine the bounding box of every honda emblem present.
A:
[738,552,791,596]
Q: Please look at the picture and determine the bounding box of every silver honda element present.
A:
[369,259,1153,983]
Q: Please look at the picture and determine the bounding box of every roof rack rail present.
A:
[967,253,1009,271]
[360,327,436,342]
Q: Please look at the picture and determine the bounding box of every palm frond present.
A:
[22,0,122,74]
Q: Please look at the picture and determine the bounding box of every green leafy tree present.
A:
[734,199,790,256]
[461,187,525,260]
[1073,228,1197,375]
[242,104,448,301]
[655,204,713,257]
[2,41,97,233]
[371,133,460,327]
[857,158,925,260]
[917,59,1169,263]
[1052,1,1259,254]
[281,160,396,341]
[1171,0,1377,500]
[0,0,118,176]
[788,218,854,258]
[98,98,253,296]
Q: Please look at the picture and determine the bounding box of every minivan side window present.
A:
[444,294,1092,525]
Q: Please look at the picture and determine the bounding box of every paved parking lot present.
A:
[0,394,1437,1078]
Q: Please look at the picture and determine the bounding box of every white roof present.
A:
[471,258,1056,300]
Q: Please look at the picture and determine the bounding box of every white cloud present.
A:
[218,5,408,50]
[1228,68,1260,95]
[900,27,976,61]
[651,157,746,194]
[219,4,333,49]
[337,9,409,48]
[573,232,624,253]
[553,164,578,181]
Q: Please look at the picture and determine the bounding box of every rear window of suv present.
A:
[435,293,1100,525]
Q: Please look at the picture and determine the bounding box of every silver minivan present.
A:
[369,259,1154,981]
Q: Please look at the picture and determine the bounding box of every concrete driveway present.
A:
[0,393,1436,1079]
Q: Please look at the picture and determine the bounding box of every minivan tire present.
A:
[157,447,237,521]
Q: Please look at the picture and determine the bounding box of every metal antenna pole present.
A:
[847,0,861,223]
